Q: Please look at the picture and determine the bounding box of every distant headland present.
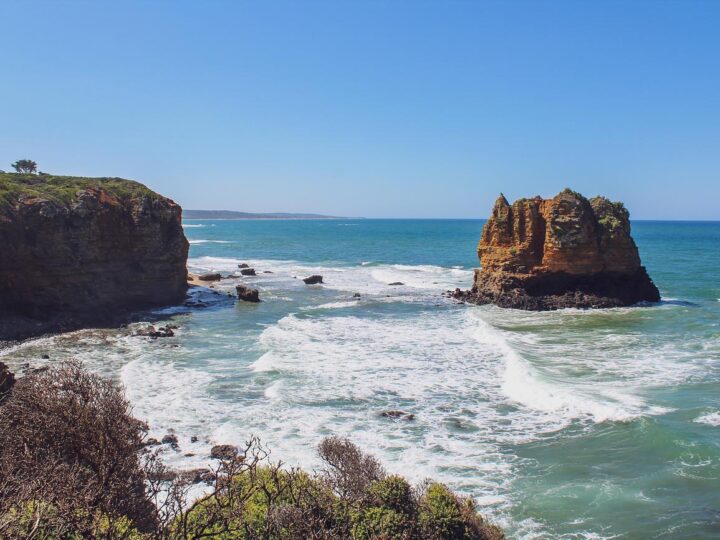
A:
[184,209,348,219]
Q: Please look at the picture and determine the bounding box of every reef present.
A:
[455,189,660,310]
[0,173,188,339]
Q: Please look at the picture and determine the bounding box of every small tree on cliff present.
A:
[11,159,38,174]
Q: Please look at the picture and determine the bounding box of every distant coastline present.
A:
[184,209,351,220]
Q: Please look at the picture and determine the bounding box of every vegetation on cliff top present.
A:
[0,362,503,540]
[0,172,161,212]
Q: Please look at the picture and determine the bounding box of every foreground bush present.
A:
[0,362,503,539]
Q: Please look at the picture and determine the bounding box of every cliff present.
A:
[0,173,188,339]
[457,189,660,309]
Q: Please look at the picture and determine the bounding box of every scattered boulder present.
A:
[236,285,260,303]
[388,282,404,286]
[198,272,222,282]
[41,354,50,359]
[380,410,415,421]
[134,324,177,338]
[303,275,324,285]
[240,268,257,276]
[263,270,273,274]
[181,468,217,485]
[238,263,250,269]
[161,433,179,450]
[190,435,198,443]
[211,444,238,460]
[353,293,361,298]
[143,438,160,447]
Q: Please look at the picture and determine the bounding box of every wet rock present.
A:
[236,285,260,303]
[148,470,178,482]
[0,362,15,399]
[303,275,323,285]
[238,263,250,269]
[41,354,50,359]
[211,444,238,460]
[191,436,198,443]
[144,438,161,447]
[240,268,257,276]
[353,293,361,298]
[198,272,222,282]
[380,410,415,421]
[135,324,176,338]
[162,434,179,449]
[181,468,217,485]
[388,282,404,286]
[263,270,273,274]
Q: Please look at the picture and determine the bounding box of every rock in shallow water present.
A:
[303,275,324,285]
[198,272,222,281]
[236,285,260,303]
[457,189,660,310]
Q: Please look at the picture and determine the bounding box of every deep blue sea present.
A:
[4,219,719,539]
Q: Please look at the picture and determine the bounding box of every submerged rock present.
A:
[240,268,257,276]
[388,282,404,286]
[303,275,324,285]
[380,410,415,421]
[457,189,660,310]
[236,285,260,303]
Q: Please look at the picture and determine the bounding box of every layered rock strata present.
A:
[0,173,188,339]
[455,189,660,310]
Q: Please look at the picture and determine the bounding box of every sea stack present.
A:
[0,173,189,339]
[458,189,660,310]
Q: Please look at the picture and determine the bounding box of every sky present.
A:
[2,1,719,219]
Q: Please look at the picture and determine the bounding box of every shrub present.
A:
[419,483,503,540]
[0,361,154,538]
[0,363,504,539]
[318,435,385,502]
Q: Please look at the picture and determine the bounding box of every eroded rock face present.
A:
[0,174,189,338]
[457,189,660,310]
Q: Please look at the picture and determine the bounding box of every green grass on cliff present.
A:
[0,172,161,212]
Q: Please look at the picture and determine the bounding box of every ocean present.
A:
[3,219,719,539]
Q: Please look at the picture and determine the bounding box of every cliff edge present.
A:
[456,189,660,310]
[0,173,189,339]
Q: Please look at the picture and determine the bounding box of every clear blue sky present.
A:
[2,1,719,219]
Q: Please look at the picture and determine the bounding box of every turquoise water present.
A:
[4,219,719,538]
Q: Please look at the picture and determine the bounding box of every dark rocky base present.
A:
[453,267,660,310]
[0,299,185,343]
